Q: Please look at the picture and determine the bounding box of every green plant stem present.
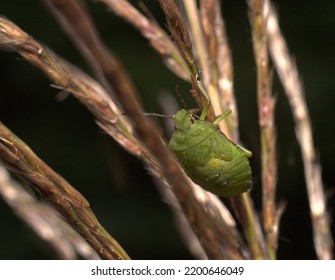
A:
[231,194,266,259]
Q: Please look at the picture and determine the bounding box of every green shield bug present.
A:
[168,104,252,197]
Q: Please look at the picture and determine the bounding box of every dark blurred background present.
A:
[0,0,334,259]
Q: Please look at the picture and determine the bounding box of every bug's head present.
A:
[174,109,193,131]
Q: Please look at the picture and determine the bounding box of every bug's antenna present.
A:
[141,112,174,119]
[121,112,173,119]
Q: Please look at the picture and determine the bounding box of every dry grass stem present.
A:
[263,0,333,259]
[43,0,119,96]
[200,0,239,138]
[98,0,190,81]
[249,0,278,259]
[200,0,267,258]
[45,0,211,259]
[0,15,247,260]
[0,16,147,161]
[0,123,129,259]
[158,0,212,120]
[45,0,249,259]
[0,166,100,259]
[182,0,222,122]
[160,0,195,74]
[154,176,245,259]
[160,1,266,259]
[1,0,330,260]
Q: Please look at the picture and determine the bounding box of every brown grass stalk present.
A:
[200,0,239,139]
[0,123,129,259]
[45,0,251,260]
[1,0,331,260]
[0,15,247,260]
[0,165,99,259]
[98,0,190,81]
[44,0,247,260]
[249,0,278,259]
[263,0,334,259]
[115,0,266,259]
[180,0,266,259]
[0,17,145,160]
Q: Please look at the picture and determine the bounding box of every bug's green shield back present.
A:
[169,116,252,197]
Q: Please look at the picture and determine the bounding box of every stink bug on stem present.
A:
[169,103,252,197]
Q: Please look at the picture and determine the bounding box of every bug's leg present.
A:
[189,108,201,114]
[200,102,211,120]
[236,144,253,157]
[213,109,232,125]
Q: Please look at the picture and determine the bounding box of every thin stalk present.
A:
[249,0,278,259]
[0,166,99,259]
[182,0,223,122]
[231,194,266,259]
[0,15,246,260]
[182,0,266,259]
[264,0,333,259]
[0,123,129,260]
[97,0,189,80]
[200,0,239,139]
[47,0,247,259]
